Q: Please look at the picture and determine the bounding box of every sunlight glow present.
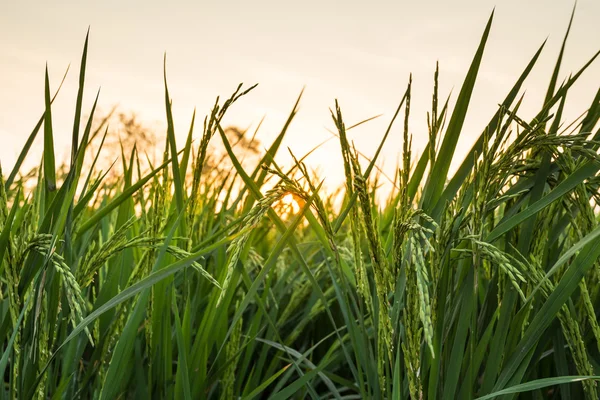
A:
[278,193,301,215]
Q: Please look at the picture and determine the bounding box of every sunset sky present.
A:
[2,0,599,193]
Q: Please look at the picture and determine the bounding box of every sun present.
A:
[278,193,301,215]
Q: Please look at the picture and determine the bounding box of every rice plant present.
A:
[2,8,600,400]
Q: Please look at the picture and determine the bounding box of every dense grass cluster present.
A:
[2,11,600,399]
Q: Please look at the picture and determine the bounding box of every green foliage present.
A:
[1,8,600,399]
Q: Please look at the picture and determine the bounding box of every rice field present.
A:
[2,10,600,400]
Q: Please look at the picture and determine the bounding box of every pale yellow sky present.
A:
[1,1,599,193]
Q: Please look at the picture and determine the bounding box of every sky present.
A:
[1,1,599,195]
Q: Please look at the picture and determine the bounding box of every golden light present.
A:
[278,193,301,215]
